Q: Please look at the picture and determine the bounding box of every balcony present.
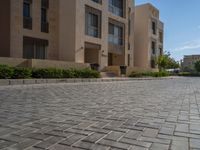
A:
[108,35,123,46]
[86,26,99,38]
[23,17,32,30]
[41,22,49,33]
[108,35,124,55]
[109,5,123,17]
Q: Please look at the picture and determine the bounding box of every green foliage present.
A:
[156,52,180,71]
[195,60,200,72]
[77,68,100,78]
[32,68,100,79]
[129,71,169,78]
[63,68,100,78]
[32,68,63,79]
[151,71,169,77]
[12,67,32,79]
[0,65,14,79]
[62,69,76,78]
[0,65,100,79]
[178,72,200,77]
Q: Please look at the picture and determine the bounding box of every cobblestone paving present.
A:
[0,78,200,150]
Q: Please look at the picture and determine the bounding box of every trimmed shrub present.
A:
[62,69,75,78]
[129,72,144,77]
[0,65,14,79]
[78,68,100,78]
[32,68,100,79]
[0,65,100,79]
[12,67,32,79]
[151,71,169,77]
[32,68,63,79]
[129,71,169,78]
[178,72,200,77]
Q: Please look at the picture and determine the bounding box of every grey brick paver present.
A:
[60,134,86,146]
[190,138,200,149]
[98,139,131,149]
[0,78,200,149]
[8,139,40,150]
[82,133,105,143]
[104,131,125,141]
[149,143,169,150]
[73,141,109,150]
[170,136,189,150]
[119,137,152,148]
[34,136,64,149]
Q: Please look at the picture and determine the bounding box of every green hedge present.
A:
[0,65,100,79]
[32,68,64,79]
[129,71,170,78]
[12,67,32,79]
[178,72,200,77]
[0,65,14,79]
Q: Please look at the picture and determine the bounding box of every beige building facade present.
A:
[182,55,200,70]
[0,0,135,69]
[134,3,164,69]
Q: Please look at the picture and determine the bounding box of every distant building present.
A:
[182,55,200,70]
[134,3,164,69]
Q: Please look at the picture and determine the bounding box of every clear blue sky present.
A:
[135,0,200,61]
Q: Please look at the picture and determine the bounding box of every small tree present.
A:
[195,60,200,72]
[157,55,168,71]
[156,51,180,72]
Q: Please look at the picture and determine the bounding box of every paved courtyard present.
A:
[0,78,200,150]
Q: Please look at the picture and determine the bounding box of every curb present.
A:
[0,77,176,86]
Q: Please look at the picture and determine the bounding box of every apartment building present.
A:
[134,3,164,69]
[0,0,135,69]
[182,55,200,70]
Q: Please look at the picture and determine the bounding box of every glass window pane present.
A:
[23,3,30,17]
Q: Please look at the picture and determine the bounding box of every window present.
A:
[23,37,48,59]
[23,2,31,18]
[159,31,163,43]
[23,0,32,29]
[159,48,163,56]
[128,54,131,66]
[41,8,47,23]
[151,41,156,55]
[109,0,123,17]
[109,23,123,45]
[85,7,101,38]
[151,59,156,68]
[91,0,101,4]
[152,21,156,35]
[41,0,49,33]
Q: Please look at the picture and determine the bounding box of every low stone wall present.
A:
[0,57,90,69]
[103,66,159,77]
[0,77,174,86]
[28,59,90,69]
[0,57,29,67]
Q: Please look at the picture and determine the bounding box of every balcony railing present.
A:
[108,34,123,46]
[109,5,123,17]
[86,26,99,38]
[23,17,32,30]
